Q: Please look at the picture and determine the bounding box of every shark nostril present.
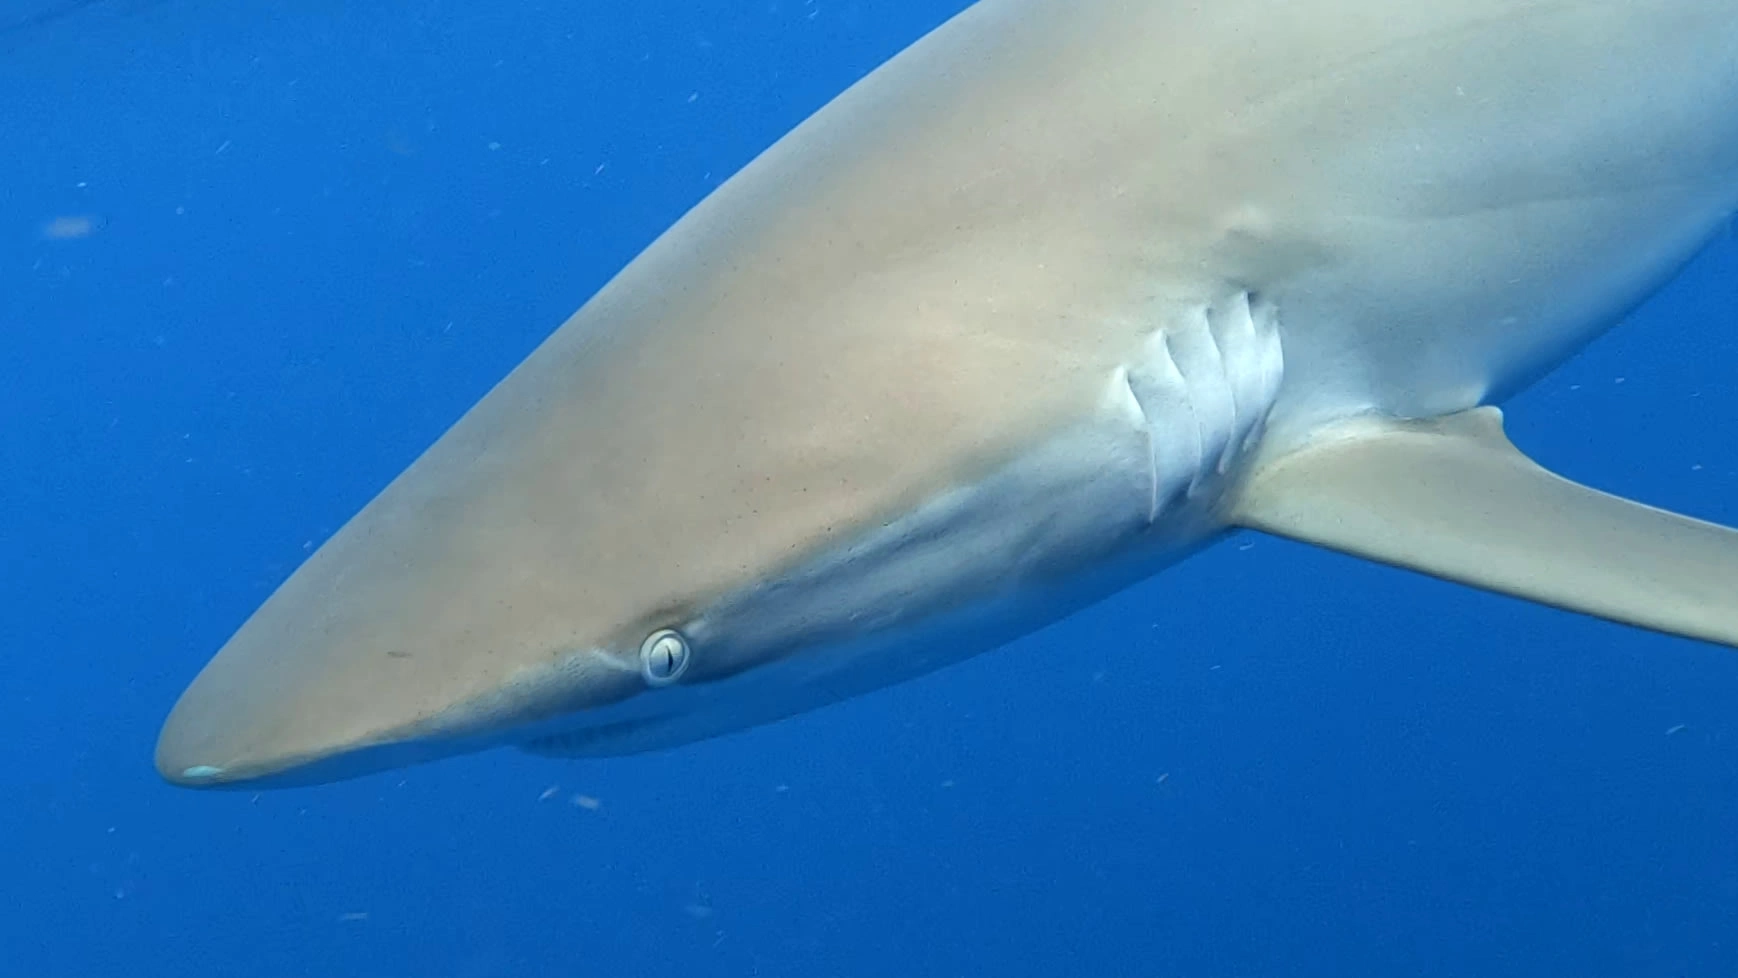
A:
[639,629,692,686]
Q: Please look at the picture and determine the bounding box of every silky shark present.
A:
[156,0,1738,788]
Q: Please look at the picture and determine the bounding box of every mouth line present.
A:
[518,716,670,757]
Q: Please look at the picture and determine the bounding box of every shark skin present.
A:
[156,0,1738,789]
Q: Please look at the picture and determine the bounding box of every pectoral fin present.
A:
[1229,406,1738,649]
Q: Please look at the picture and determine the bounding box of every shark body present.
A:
[158,0,1738,788]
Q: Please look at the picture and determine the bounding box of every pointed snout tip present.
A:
[152,691,476,791]
[152,689,304,790]
[153,721,326,790]
[156,758,231,788]
[153,710,242,789]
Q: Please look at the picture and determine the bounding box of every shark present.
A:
[156,0,1738,788]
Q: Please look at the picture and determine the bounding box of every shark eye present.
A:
[639,629,692,686]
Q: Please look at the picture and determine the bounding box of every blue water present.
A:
[4,3,1737,975]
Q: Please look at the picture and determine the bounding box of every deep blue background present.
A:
[4,2,1737,975]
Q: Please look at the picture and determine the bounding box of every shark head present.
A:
[154,266,1285,786]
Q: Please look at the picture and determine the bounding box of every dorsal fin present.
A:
[1228,406,1738,649]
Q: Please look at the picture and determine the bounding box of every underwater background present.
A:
[3,1,1737,975]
